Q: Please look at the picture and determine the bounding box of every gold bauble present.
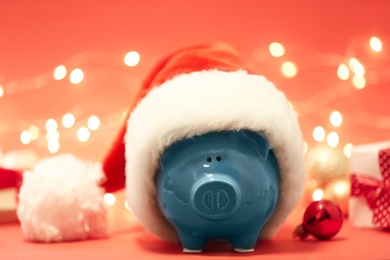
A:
[306,144,349,188]
[323,178,350,217]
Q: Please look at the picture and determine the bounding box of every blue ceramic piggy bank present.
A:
[155,130,280,253]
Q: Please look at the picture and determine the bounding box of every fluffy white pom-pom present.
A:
[17,154,109,242]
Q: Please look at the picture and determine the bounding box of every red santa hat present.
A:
[17,42,306,243]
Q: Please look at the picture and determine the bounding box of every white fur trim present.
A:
[17,154,109,242]
[125,70,305,242]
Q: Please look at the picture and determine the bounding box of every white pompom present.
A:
[17,154,109,242]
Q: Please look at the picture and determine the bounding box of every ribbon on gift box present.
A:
[351,148,390,228]
[0,168,22,190]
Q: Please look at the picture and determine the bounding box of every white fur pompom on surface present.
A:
[17,154,109,242]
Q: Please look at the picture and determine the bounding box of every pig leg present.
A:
[178,231,207,253]
[230,231,259,252]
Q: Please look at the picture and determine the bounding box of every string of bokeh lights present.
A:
[0,50,140,155]
[260,36,387,160]
[0,36,388,163]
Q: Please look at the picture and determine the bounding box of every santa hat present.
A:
[17,42,305,243]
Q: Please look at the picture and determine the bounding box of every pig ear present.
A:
[159,149,170,169]
[158,139,184,168]
[240,130,270,160]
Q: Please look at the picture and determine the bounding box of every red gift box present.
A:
[0,168,22,223]
[349,141,390,229]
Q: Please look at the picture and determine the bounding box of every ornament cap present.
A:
[293,224,309,240]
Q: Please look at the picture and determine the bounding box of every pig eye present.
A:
[216,156,222,162]
[206,157,212,163]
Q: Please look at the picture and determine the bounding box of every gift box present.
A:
[0,168,22,223]
[349,141,390,228]
[0,188,18,223]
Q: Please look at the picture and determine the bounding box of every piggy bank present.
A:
[156,130,280,253]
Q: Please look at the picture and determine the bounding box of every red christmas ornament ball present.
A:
[294,200,343,240]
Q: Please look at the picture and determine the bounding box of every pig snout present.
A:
[190,174,241,220]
